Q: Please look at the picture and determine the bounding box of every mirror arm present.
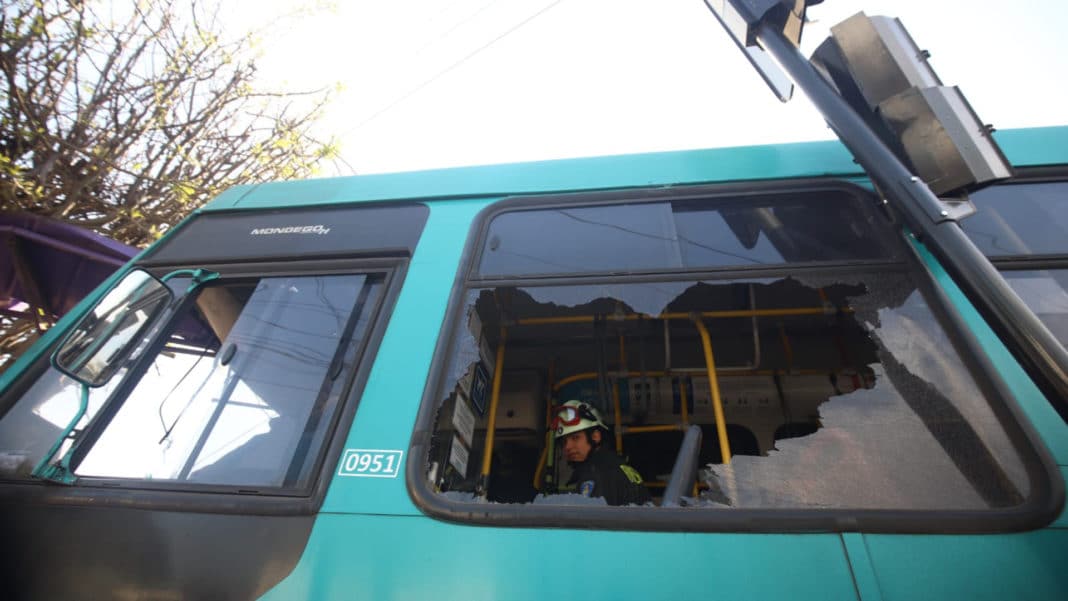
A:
[31,383,90,485]
[161,268,220,294]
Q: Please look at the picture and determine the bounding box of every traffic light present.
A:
[811,13,1012,196]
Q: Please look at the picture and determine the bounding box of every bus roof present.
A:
[204,125,1068,212]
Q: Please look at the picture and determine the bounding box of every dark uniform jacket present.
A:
[568,446,651,506]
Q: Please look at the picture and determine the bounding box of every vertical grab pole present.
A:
[779,323,794,371]
[611,384,624,453]
[544,358,557,430]
[692,315,731,465]
[534,359,556,491]
[477,326,508,497]
[679,374,690,427]
[613,333,626,453]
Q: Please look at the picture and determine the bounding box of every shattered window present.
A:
[423,191,1032,512]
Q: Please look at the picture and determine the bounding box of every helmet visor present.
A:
[551,403,600,431]
[551,405,582,430]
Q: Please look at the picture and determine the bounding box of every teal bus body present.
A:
[1,127,1067,600]
[264,128,1068,601]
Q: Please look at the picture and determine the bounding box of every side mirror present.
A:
[52,269,172,387]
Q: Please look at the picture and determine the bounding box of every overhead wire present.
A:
[413,0,506,57]
[342,0,566,150]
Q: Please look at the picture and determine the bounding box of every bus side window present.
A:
[418,186,1040,523]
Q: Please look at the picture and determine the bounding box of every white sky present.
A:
[232,0,1067,176]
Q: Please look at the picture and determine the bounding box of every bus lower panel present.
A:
[0,503,313,600]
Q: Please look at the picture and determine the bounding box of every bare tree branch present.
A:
[1,0,338,367]
[1,0,336,246]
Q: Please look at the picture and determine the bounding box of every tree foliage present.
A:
[0,0,338,246]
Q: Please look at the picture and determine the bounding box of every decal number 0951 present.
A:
[338,449,403,478]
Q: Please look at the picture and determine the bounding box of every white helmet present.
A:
[553,400,608,438]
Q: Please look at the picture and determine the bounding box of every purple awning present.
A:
[1,212,137,320]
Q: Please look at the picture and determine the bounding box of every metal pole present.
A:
[754,21,1068,404]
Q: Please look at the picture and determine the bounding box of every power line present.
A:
[413,0,506,57]
[343,0,565,146]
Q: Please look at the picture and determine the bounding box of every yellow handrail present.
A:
[610,383,624,454]
[534,360,557,490]
[479,326,508,491]
[517,306,845,326]
[692,317,731,465]
[624,424,685,434]
[533,441,548,490]
[679,373,690,427]
[613,333,625,453]
[779,323,794,371]
[543,359,556,430]
[554,371,611,390]
[553,368,831,392]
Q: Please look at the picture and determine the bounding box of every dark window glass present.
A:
[1001,269,1068,347]
[477,191,892,277]
[961,181,1068,346]
[962,182,1068,257]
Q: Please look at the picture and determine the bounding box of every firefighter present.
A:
[553,400,651,506]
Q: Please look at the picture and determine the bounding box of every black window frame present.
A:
[407,179,1064,533]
